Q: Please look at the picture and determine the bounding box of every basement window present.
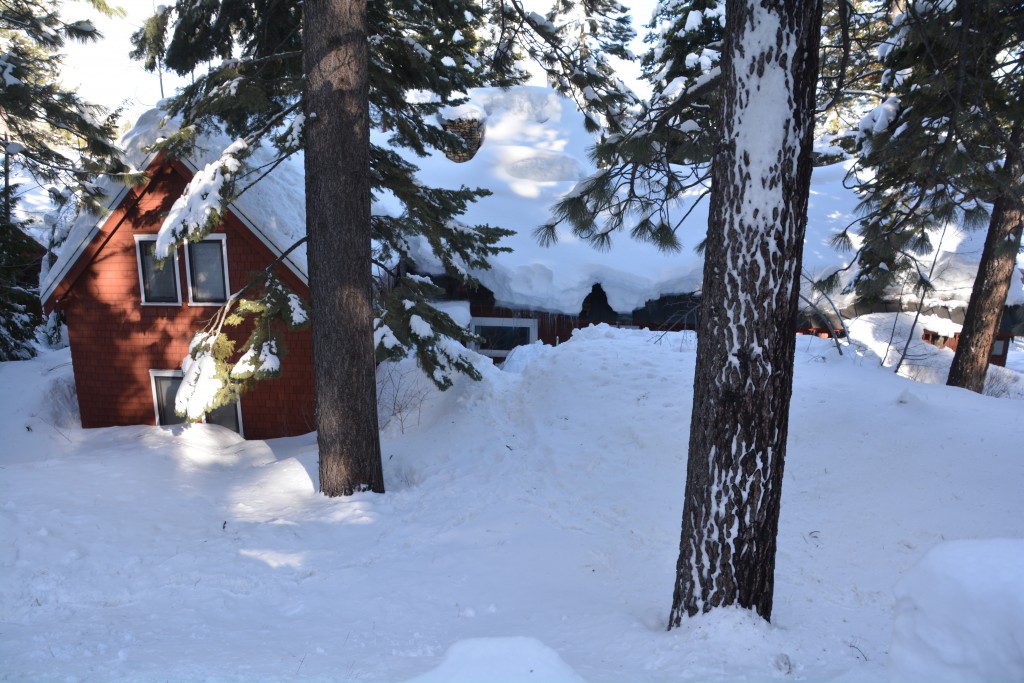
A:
[135,236,181,305]
[470,316,538,361]
[184,235,230,305]
[150,370,242,434]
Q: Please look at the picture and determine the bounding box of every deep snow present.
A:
[2,325,1022,682]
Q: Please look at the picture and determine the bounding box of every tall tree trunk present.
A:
[669,0,823,626]
[947,122,1024,394]
[303,0,385,495]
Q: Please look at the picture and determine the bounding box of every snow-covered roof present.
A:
[42,86,1023,313]
[40,107,308,304]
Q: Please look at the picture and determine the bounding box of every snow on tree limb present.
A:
[156,139,248,258]
[176,333,225,421]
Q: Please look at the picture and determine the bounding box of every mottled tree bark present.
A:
[304,0,385,495]
[947,122,1024,394]
[669,0,822,625]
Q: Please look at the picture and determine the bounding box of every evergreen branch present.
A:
[372,258,399,281]
[225,235,309,304]
[816,0,852,114]
[798,292,844,355]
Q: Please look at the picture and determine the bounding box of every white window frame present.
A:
[183,234,230,306]
[470,316,539,360]
[148,369,244,436]
[134,235,182,306]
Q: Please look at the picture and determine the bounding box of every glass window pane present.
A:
[189,241,227,303]
[473,324,532,352]
[206,401,240,433]
[140,241,178,303]
[155,376,185,426]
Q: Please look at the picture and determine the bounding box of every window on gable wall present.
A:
[150,370,242,434]
[185,235,229,304]
[135,236,181,304]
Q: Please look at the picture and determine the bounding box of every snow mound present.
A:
[888,539,1024,683]
[846,312,954,379]
[402,637,588,683]
[0,348,80,461]
[472,87,565,125]
[845,312,1024,399]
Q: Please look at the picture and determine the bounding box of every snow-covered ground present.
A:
[2,324,1022,682]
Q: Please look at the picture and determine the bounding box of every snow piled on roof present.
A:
[40,106,309,303]
[42,86,1024,312]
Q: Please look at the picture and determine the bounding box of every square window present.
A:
[135,237,180,304]
[991,339,1007,357]
[186,237,229,304]
[150,370,242,434]
[471,317,538,360]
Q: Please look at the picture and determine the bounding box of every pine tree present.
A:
[0,180,40,360]
[0,0,129,360]
[493,0,639,133]
[668,0,823,624]
[538,0,724,251]
[831,0,1024,390]
[816,1,887,131]
[542,0,891,256]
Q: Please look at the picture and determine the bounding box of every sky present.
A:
[60,2,188,123]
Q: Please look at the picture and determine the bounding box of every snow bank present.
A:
[845,312,1024,399]
[845,312,954,380]
[888,540,1024,683]
[401,637,588,683]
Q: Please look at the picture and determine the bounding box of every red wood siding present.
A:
[922,330,1013,368]
[56,161,315,439]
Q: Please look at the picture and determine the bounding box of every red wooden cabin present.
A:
[42,154,315,439]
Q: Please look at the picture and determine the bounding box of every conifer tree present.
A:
[0,183,40,360]
[303,0,383,495]
[492,0,639,133]
[543,0,881,252]
[831,0,1024,391]
[539,0,723,251]
[0,0,128,360]
[815,0,887,145]
[668,0,823,624]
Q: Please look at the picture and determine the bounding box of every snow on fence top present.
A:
[41,86,1022,315]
